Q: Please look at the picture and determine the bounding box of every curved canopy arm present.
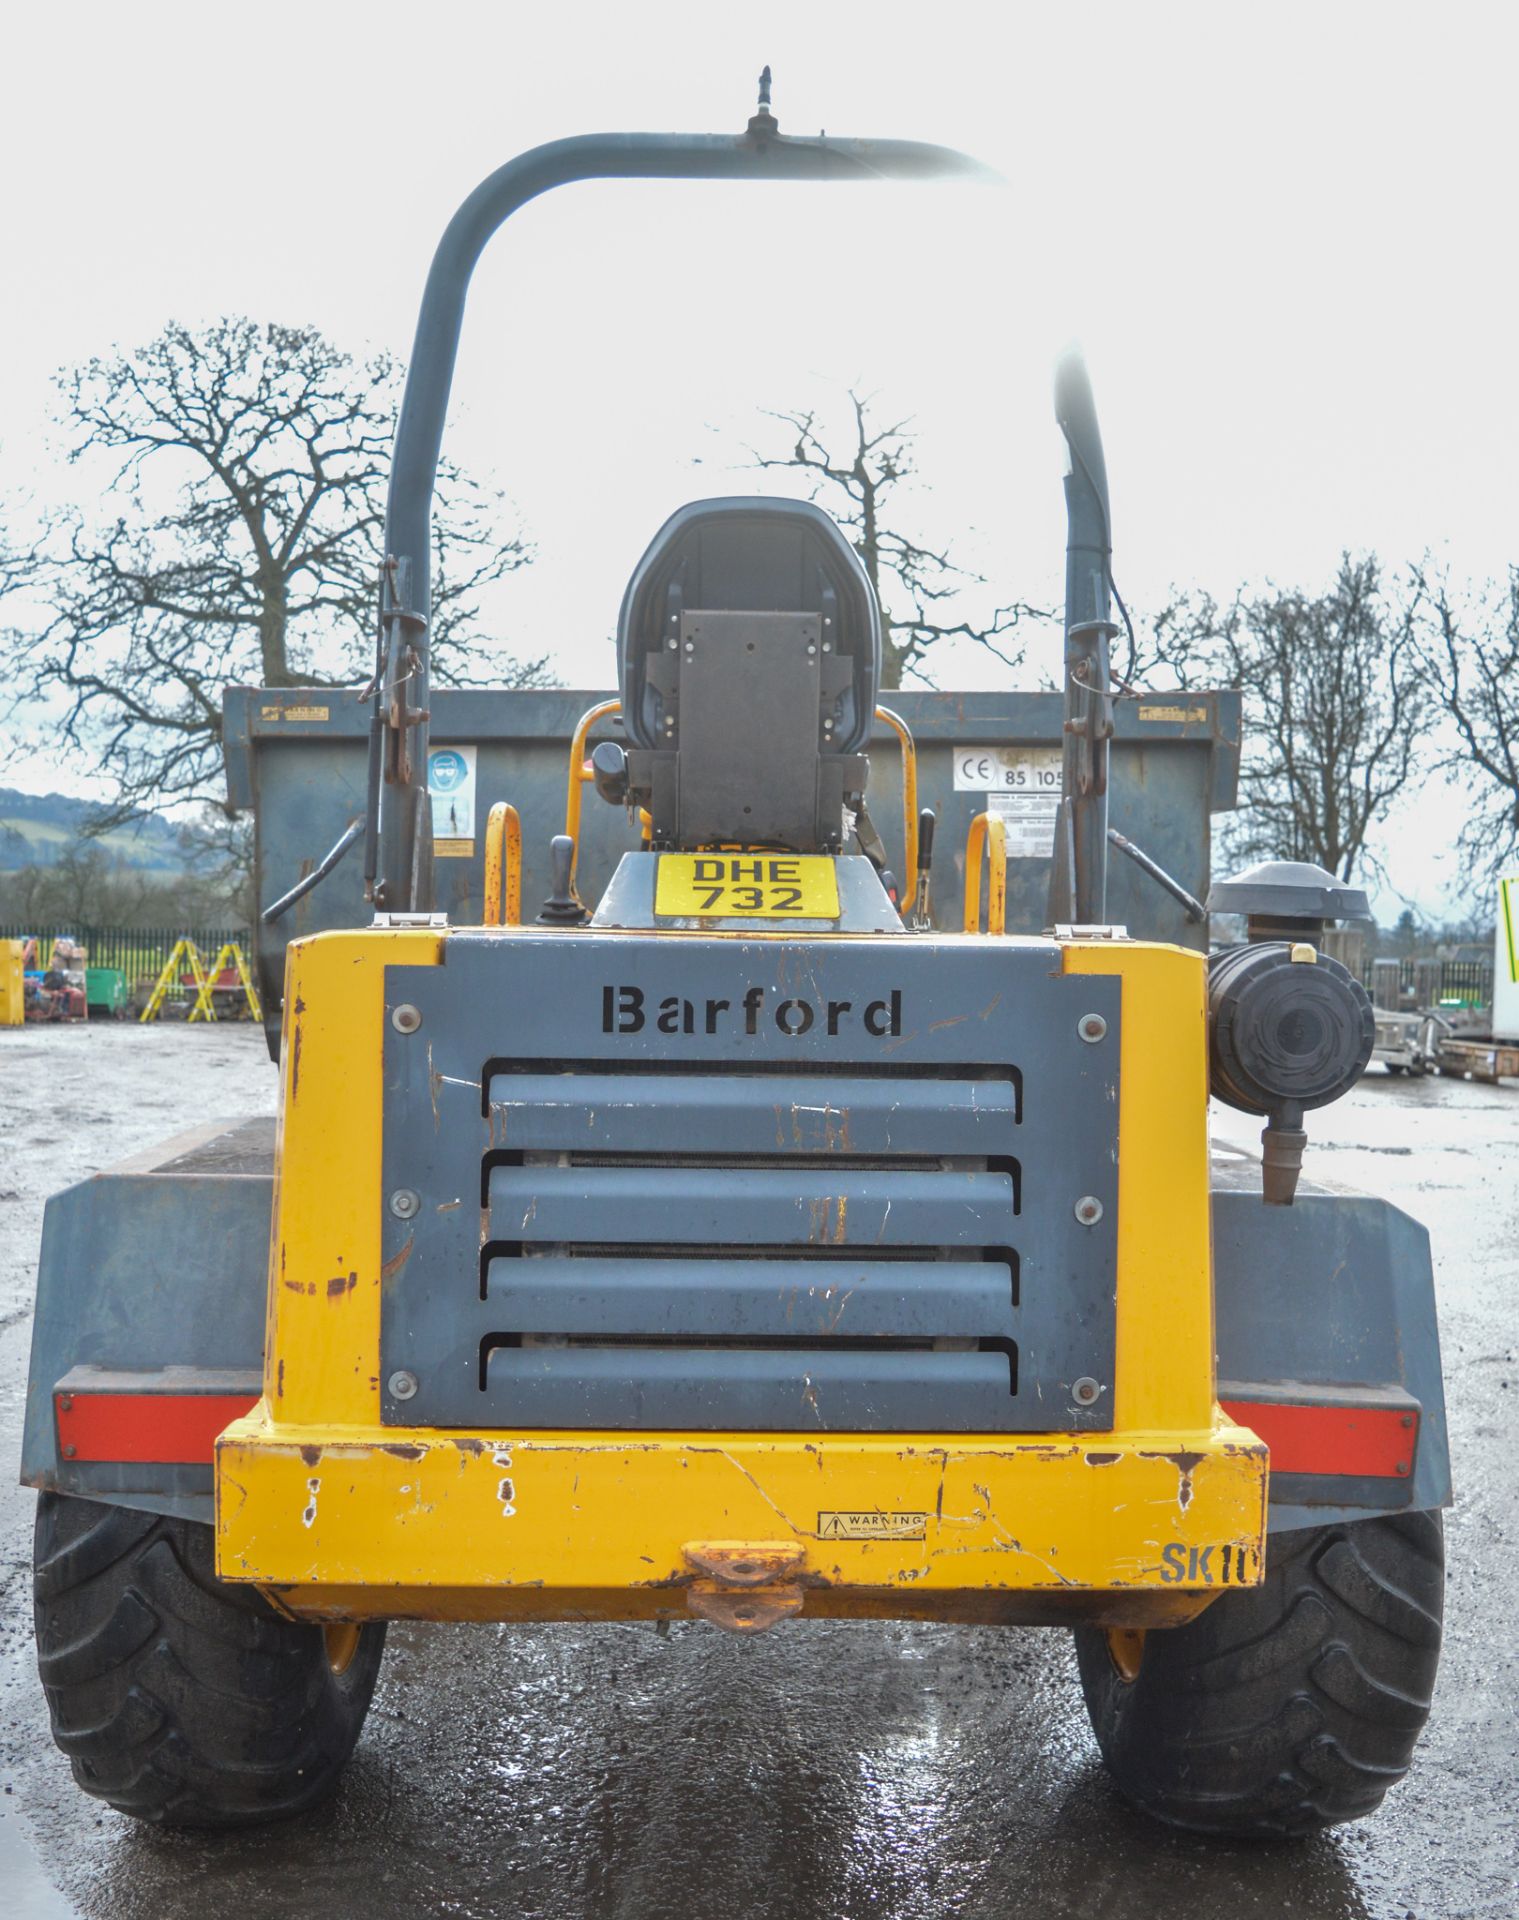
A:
[1049,347,1117,925]
[374,117,993,911]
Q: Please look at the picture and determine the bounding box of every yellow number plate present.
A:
[654,854,840,919]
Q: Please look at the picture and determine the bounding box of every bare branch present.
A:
[744,385,1054,687]
[1150,557,1426,882]
[3,317,544,820]
[1409,560,1519,871]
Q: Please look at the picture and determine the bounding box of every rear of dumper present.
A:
[23,86,1448,1841]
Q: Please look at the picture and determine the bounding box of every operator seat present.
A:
[610,497,882,852]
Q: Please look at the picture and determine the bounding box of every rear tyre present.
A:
[33,1492,386,1828]
[1074,1511,1443,1837]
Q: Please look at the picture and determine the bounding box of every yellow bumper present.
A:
[216,1412,1267,1627]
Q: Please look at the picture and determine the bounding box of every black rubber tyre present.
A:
[1074,1511,1443,1837]
[33,1492,386,1828]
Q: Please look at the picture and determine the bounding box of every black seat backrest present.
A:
[615,497,881,851]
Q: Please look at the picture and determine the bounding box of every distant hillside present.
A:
[0,788,189,873]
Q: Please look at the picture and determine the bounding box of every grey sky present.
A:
[3,0,1513,920]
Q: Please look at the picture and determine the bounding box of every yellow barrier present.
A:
[139,939,208,1022]
[483,802,522,927]
[188,943,263,1023]
[963,810,1008,934]
[873,706,919,903]
[0,939,23,1027]
[563,698,622,904]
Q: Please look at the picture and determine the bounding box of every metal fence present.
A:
[1365,957,1492,1009]
[0,926,252,990]
[1428,960,1492,1004]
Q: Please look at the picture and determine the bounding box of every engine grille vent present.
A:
[377,934,1120,1433]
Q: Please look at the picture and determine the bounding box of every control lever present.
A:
[262,819,363,924]
[536,834,590,926]
[1107,828,1206,923]
[909,808,936,930]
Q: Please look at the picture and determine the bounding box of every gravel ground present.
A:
[0,1023,1515,1920]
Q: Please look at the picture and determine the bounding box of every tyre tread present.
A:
[33,1493,384,1829]
[1074,1511,1444,1837]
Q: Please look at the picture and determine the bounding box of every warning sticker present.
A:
[817,1510,928,1541]
[428,743,477,843]
[986,791,1059,859]
[259,702,330,723]
[1137,703,1208,724]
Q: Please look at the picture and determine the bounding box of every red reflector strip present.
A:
[56,1392,259,1464]
[1221,1398,1416,1478]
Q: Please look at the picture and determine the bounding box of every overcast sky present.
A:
[3,1,1514,920]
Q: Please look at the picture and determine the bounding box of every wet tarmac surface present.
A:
[0,1025,1515,1918]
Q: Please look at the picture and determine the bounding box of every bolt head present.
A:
[388,1370,419,1401]
[1396,1460,1410,1476]
[391,1003,422,1034]
[58,1394,73,1413]
[389,1188,421,1220]
[1075,1195,1104,1226]
[1072,1376,1102,1407]
[1078,1013,1108,1044]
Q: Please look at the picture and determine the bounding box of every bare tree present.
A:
[1409,562,1519,871]
[746,388,1050,689]
[4,318,550,824]
[1147,556,1426,881]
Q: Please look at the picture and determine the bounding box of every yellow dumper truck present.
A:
[23,85,1447,1838]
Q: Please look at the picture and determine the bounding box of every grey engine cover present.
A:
[379,930,1121,1433]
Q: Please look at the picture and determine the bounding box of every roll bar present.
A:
[1050,350,1117,924]
[371,84,994,911]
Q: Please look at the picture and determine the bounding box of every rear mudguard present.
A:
[1210,1146,1450,1529]
[20,1122,1450,1530]
[20,1119,272,1523]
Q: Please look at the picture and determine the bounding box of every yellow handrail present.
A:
[561,702,916,906]
[964,810,1008,935]
[483,802,522,927]
[873,705,918,902]
[563,697,622,902]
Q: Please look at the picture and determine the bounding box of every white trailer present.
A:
[1433,875,1519,1081]
[1492,875,1519,1040]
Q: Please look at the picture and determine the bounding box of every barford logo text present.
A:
[601,984,903,1038]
